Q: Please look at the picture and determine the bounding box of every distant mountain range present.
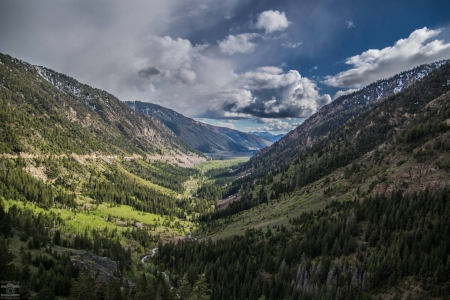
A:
[125,101,272,153]
[249,132,284,142]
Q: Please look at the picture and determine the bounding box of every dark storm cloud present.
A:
[138,67,161,79]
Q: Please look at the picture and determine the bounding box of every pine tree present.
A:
[189,273,211,300]
[178,273,192,300]
[105,278,123,300]
[70,269,97,300]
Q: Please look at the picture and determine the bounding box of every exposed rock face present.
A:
[71,251,118,280]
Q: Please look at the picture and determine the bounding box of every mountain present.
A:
[220,60,450,217]
[184,61,450,299]
[125,101,272,153]
[252,60,449,167]
[249,131,284,142]
[2,53,450,300]
[0,53,203,165]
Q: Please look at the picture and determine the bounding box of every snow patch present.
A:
[393,86,402,93]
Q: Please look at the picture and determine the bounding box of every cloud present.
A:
[224,13,235,20]
[255,10,291,33]
[215,67,331,118]
[0,1,330,124]
[131,35,208,88]
[196,66,331,120]
[281,41,302,48]
[255,118,292,131]
[218,33,260,55]
[324,27,450,88]
[346,20,355,29]
[138,67,161,79]
[216,121,235,129]
[333,88,360,100]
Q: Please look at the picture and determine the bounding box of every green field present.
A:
[3,199,194,243]
[194,156,250,173]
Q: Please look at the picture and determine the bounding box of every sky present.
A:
[1,0,450,134]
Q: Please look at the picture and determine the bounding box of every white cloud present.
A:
[0,1,330,123]
[346,20,355,29]
[216,121,235,129]
[333,88,360,100]
[255,10,291,33]
[255,118,292,131]
[132,35,202,91]
[218,33,260,55]
[222,67,331,118]
[281,41,302,48]
[324,27,450,88]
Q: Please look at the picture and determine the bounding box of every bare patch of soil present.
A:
[217,194,240,211]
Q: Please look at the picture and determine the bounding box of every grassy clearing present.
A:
[7,236,54,269]
[194,157,250,173]
[200,190,334,240]
[198,164,359,240]
[3,199,194,243]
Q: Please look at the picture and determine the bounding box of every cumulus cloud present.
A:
[130,35,209,89]
[196,66,331,120]
[0,1,330,124]
[324,27,450,88]
[255,10,291,33]
[333,88,360,100]
[218,33,260,55]
[217,67,332,118]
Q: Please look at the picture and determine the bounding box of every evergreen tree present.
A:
[70,269,97,300]
[189,273,211,300]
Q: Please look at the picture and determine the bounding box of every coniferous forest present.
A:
[1,53,450,300]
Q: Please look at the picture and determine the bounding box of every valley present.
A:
[1,53,450,300]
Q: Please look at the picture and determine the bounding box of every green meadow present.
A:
[2,199,194,243]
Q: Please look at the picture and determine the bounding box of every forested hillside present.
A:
[125,101,271,153]
[0,53,200,160]
[0,54,222,299]
[251,60,448,169]
[164,61,450,299]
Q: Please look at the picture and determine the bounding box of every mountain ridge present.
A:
[253,59,450,166]
[125,100,272,153]
[249,131,284,142]
[0,53,204,166]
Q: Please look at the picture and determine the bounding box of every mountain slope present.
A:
[213,60,450,223]
[249,131,284,142]
[125,101,272,153]
[251,60,449,167]
[144,62,450,300]
[0,53,201,162]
